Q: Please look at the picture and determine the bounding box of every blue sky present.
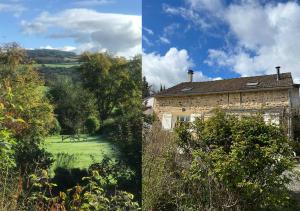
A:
[143,0,300,89]
[0,0,141,56]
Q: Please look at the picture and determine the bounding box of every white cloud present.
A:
[0,3,26,17]
[159,37,170,44]
[163,4,211,29]
[225,2,275,49]
[21,8,141,57]
[206,1,300,83]
[143,48,209,89]
[143,27,154,35]
[163,23,180,37]
[39,45,77,52]
[185,0,224,14]
[159,23,181,44]
[167,0,300,83]
[143,35,153,46]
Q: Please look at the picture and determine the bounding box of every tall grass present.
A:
[52,153,78,169]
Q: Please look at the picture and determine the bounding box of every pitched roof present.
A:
[156,72,295,97]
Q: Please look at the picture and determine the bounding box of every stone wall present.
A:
[154,89,290,121]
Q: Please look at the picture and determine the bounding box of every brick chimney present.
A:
[188,69,194,82]
[276,66,280,80]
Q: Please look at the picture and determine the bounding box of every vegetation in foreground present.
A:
[0,43,142,210]
[143,109,299,210]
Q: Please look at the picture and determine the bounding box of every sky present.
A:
[0,0,141,57]
[143,0,300,89]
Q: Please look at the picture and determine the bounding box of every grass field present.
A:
[45,135,119,171]
[35,63,80,68]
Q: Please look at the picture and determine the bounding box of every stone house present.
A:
[153,67,300,138]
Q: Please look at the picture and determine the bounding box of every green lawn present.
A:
[45,135,119,170]
[35,63,80,68]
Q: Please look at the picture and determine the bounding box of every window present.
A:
[181,87,192,92]
[177,115,190,122]
[246,82,259,86]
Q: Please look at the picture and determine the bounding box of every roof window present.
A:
[181,87,192,92]
[246,82,259,86]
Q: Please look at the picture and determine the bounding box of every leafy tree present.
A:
[85,116,100,134]
[0,43,55,173]
[48,76,98,134]
[142,76,150,98]
[49,118,61,135]
[78,53,140,121]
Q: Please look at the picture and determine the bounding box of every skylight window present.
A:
[181,87,192,92]
[246,82,259,86]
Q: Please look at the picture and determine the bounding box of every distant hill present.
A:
[26,49,78,64]
[26,49,80,85]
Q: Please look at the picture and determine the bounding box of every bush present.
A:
[143,110,295,210]
[85,116,100,134]
[49,118,61,135]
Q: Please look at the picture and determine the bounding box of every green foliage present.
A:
[89,157,135,191]
[142,122,179,210]
[26,48,77,64]
[0,106,16,171]
[85,116,100,134]
[1,62,54,170]
[183,110,294,209]
[48,76,98,134]
[79,53,142,201]
[79,53,142,121]
[0,43,142,210]
[142,76,151,98]
[143,110,296,210]
[49,118,61,135]
[26,159,140,210]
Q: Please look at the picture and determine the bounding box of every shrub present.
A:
[85,116,100,134]
[26,161,140,210]
[143,110,295,210]
[49,118,61,135]
[177,110,294,210]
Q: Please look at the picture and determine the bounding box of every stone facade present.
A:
[154,87,300,137]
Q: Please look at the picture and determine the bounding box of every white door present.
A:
[162,113,172,130]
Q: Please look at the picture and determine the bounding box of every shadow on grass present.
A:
[51,167,88,195]
[49,135,111,144]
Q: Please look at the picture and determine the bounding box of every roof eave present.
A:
[155,86,292,98]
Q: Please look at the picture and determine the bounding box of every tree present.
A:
[0,43,55,173]
[85,116,100,134]
[142,76,150,98]
[48,76,98,134]
[78,53,140,121]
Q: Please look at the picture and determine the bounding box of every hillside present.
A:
[27,49,80,84]
[26,49,78,64]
